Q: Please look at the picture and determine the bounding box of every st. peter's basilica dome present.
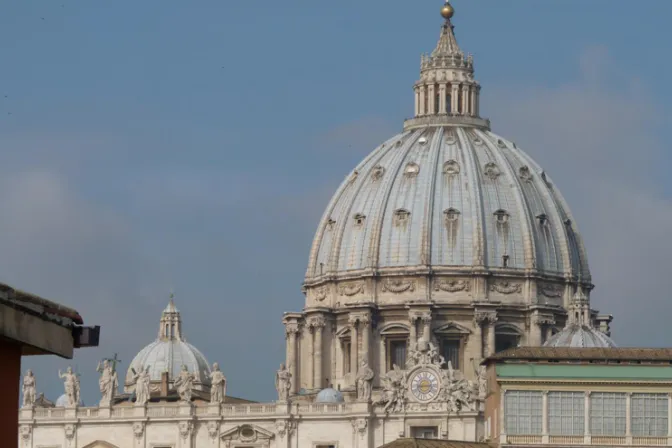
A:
[283,2,614,398]
[124,299,211,393]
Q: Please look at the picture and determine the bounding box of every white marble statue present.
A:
[374,364,407,414]
[355,361,374,401]
[209,362,226,404]
[132,365,151,406]
[22,370,36,408]
[58,366,80,407]
[476,364,487,399]
[174,365,195,403]
[275,363,291,402]
[96,359,118,406]
[440,361,477,412]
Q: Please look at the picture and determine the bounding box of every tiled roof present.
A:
[378,439,492,448]
[484,347,672,363]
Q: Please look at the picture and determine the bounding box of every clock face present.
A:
[410,369,440,402]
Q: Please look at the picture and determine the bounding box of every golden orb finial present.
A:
[441,1,454,20]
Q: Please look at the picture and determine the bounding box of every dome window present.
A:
[473,136,483,146]
[404,162,420,178]
[519,166,532,182]
[371,165,385,181]
[502,254,510,268]
[483,162,501,180]
[394,209,411,227]
[354,213,366,227]
[443,160,460,175]
[418,137,428,145]
[326,218,336,231]
[396,139,403,147]
[564,218,572,227]
[494,209,510,224]
[444,208,460,222]
[497,139,507,148]
[349,170,359,183]
[536,213,548,226]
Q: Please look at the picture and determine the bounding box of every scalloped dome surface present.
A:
[125,339,211,388]
[306,127,590,280]
[544,325,617,348]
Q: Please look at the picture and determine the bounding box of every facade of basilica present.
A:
[21,2,664,448]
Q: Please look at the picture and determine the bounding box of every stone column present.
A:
[414,89,420,116]
[530,313,543,347]
[475,87,480,117]
[310,316,326,390]
[470,86,476,116]
[360,314,371,367]
[284,322,300,394]
[486,313,498,356]
[462,85,469,115]
[439,84,447,114]
[307,326,315,390]
[349,314,359,384]
[451,84,459,114]
[428,84,436,114]
[409,313,418,345]
[472,314,485,359]
[421,312,432,342]
[419,85,426,115]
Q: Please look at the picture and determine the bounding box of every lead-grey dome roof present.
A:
[544,325,617,348]
[124,300,211,392]
[306,127,590,279]
[315,387,345,403]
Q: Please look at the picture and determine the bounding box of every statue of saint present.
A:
[275,363,291,402]
[22,370,36,408]
[58,366,80,407]
[209,362,226,404]
[96,359,118,406]
[132,365,151,406]
[355,361,374,401]
[174,365,195,403]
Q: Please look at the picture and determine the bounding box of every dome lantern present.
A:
[406,1,489,131]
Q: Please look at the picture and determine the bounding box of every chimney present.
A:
[160,371,169,397]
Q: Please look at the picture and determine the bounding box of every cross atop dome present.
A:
[404,1,489,131]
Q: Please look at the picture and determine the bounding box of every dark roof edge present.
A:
[483,347,672,364]
[0,282,83,325]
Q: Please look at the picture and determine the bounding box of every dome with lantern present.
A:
[124,298,212,393]
[284,1,615,398]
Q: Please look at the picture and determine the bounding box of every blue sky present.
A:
[1,1,671,403]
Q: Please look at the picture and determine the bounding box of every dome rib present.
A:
[455,128,486,267]
[331,139,400,273]
[510,149,574,277]
[420,128,444,271]
[482,133,537,271]
[304,127,591,282]
[369,132,421,270]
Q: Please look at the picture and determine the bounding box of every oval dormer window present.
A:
[404,162,420,178]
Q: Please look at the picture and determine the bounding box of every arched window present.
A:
[380,324,410,371]
[495,324,523,353]
[170,324,175,339]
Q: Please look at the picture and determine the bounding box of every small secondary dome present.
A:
[55,394,83,407]
[124,297,211,393]
[315,387,344,403]
[544,287,617,348]
[544,325,617,348]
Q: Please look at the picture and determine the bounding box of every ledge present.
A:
[403,114,491,131]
